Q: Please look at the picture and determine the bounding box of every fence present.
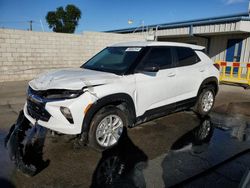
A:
[216,61,250,87]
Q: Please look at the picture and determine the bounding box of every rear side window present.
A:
[176,47,200,67]
[140,47,173,69]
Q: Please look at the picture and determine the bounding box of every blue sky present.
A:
[0,0,249,33]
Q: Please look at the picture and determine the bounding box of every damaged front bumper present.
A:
[5,110,49,176]
[24,91,97,135]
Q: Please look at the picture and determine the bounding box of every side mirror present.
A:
[142,64,160,72]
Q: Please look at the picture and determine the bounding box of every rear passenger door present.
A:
[174,47,204,102]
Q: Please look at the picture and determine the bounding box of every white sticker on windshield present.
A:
[125,47,142,52]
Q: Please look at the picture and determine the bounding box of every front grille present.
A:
[27,99,51,122]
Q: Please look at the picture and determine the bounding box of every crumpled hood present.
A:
[29,68,119,90]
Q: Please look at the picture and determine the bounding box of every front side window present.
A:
[139,47,173,70]
[81,47,143,75]
[176,47,200,67]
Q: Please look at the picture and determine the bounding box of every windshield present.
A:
[81,47,143,75]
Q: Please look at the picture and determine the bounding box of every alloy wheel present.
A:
[201,91,214,112]
[96,115,123,147]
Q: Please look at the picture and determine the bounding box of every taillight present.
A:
[213,63,220,71]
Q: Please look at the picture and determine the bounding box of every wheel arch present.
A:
[197,76,219,96]
[82,93,136,133]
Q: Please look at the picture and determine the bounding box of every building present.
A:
[108,11,250,63]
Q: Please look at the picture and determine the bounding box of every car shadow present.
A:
[90,127,148,188]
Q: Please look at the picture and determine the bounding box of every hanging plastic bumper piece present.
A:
[4,110,49,176]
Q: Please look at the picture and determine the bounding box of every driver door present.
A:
[135,47,177,117]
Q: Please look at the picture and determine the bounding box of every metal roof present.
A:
[106,12,250,33]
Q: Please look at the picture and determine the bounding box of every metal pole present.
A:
[29,20,33,31]
[40,19,44,32]
[155,25,161,41]
[248,1,250,16]
[155,26,158,41]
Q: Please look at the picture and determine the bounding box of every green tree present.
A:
[46,4,81,33]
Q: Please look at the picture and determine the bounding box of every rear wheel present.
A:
[194,86,215,116]
[88,106,127,151]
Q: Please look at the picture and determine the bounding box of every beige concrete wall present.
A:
[81,31,144,62]
[0,29,144,82]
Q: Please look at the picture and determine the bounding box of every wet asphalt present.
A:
[0,84,249,188]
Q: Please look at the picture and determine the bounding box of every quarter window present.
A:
[176,47,200,67]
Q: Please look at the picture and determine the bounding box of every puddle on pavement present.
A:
[160,118,250,187]
[1,112,250,188]
[0,130,15,184]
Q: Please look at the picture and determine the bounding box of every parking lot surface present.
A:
[0,81,250,188]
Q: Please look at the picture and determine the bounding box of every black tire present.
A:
[88,106,128,151]
[193,86,215,116]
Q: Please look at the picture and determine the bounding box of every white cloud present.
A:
[224,0,247,5]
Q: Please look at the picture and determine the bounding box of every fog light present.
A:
[60,107,74,124]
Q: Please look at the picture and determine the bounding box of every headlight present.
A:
[45,89,84,99]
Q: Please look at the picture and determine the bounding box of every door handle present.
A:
[199,69,205,72]
[167,73,176,77]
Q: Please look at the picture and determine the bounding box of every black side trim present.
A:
[175,97,197,110]
[83,95,197,132]
[136,97,197,125]
[136,102,175,125]
[82,93,136,132]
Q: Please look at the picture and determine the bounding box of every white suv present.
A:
[24,41,219,150]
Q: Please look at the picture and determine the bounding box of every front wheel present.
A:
[88,106,127,151]
[194,87,215,116]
